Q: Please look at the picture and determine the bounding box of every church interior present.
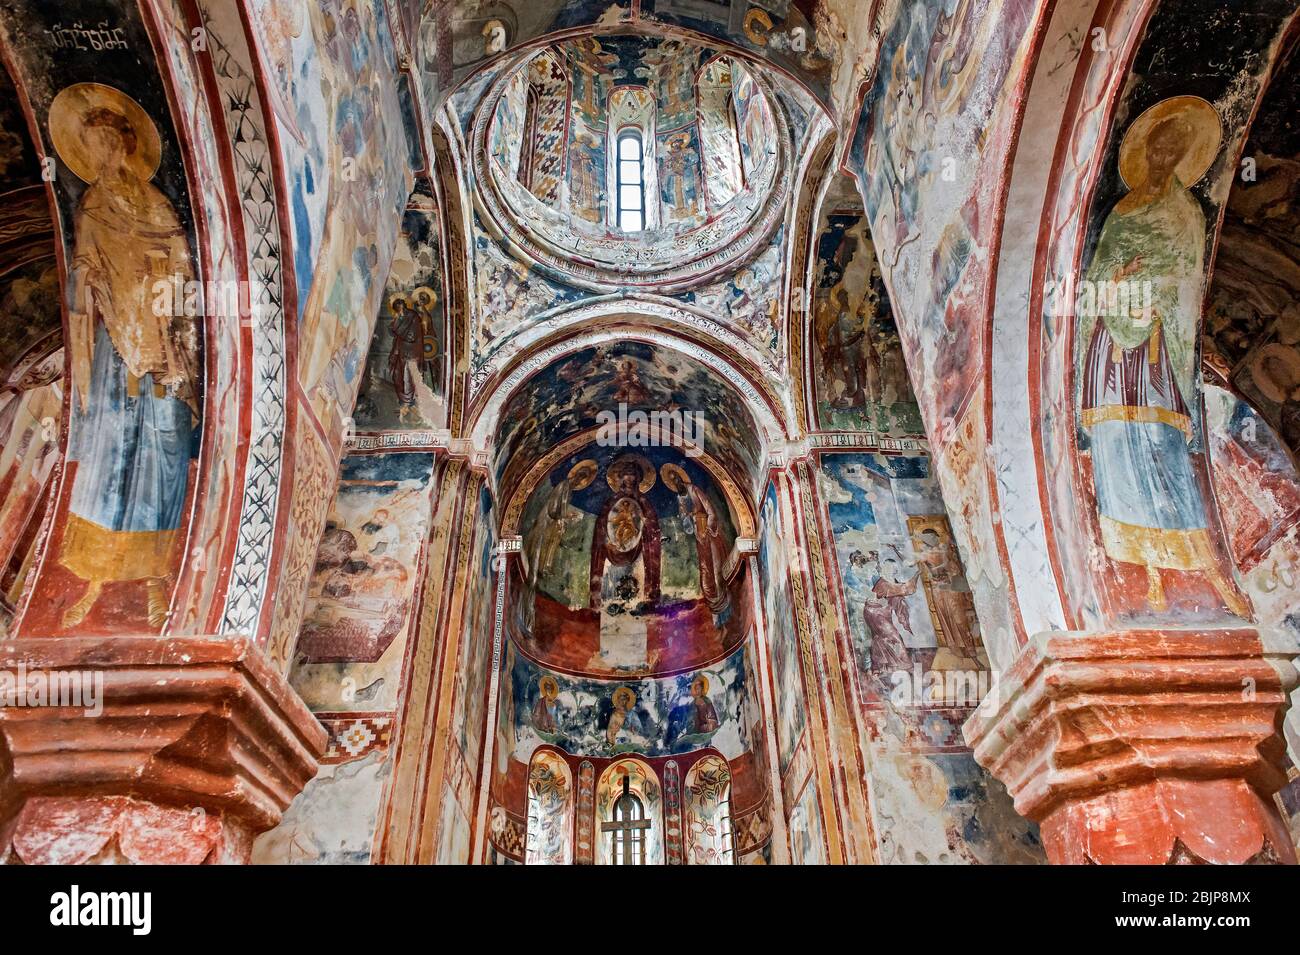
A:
[0,0,1298,866]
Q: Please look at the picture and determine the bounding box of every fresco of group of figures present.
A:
[248,0,411,440]
[503,639,760,761]
[811,203,921,434]
[353,183,447,431]
[0,0,206,634]
[1070,0,1299,622]
[849,0,1033,434]
[493,340,762,497]
[290,452,437,713]
[819,453,984,686]
[514,442,748,678]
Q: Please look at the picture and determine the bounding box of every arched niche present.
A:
[684,751,735,865]
[595,756,663,865]
[524,747,574,865]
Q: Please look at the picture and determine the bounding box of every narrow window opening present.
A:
[616,131,645,233]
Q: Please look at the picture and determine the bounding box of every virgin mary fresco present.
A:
[1077,95,1243,616]
[50,83,198,629]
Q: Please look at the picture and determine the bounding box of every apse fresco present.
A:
[504,640,757,760]
[514,443,746,678]
[354,185,447,431]
[820,453,983,681]
[493,341,763,500]
[291,452,437,713]
[811,205,921,433]
[0,0,206,635]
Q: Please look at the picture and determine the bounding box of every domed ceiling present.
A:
[471,33,793,292]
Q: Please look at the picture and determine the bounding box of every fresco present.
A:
[353,185,447,431]
[1203,42,1300,456]
[504,639,757,761]
[0,0,209,635]
[758,482,804,778]
[811,204,921,433]
[684,752,733,864]
[524,749,574,865]
[0,364,62,610]
[439,485,497,859]
[787,778,826,866]
[248,0,411,439]
[1205,384,1300,644]
[493,341,763,501]
[290,452,436,713]
[849,0,1034,435]
[819,453,984,683]
[514,442,745,677]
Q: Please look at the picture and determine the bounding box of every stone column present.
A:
[0,636,326,864]
[964,628,1298,864]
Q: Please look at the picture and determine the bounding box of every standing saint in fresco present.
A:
[50,84,198,630]
[663,463,728,615]
[590,455,660,669]
[662,132,700,221]
[385,286,438,419]
[1077,95,1245,615]
[525,459,596,620]
[852,549,919,677]
[913,522,979,660]
[568,129,603,224]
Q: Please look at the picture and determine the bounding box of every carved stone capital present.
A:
[964,628,1299,864]
[0,636,327,863]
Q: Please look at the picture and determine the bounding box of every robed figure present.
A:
[51,84,198,629]
[663,463,728,615]
[589,456,660,669]
[1077,96,1243,615]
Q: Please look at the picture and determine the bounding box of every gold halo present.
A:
[1249,343,1300,404]
[692,674,709,694]
[539,676,559,700]
[49,83,162,183]
[661,462,690,493]
[387,293,409,313]
[612,686,636,709]
[1118,95,1221,190]
[411,286,437,309]
[606,453,655,494]
[567,459,598,491]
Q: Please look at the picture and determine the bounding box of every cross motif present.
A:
[601,775,651,865]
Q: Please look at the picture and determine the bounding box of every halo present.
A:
[1249,343,1300,404]
[661,462,690,493]
[387,293,409,313]
[1118,95,1221,190]
[692,674,709,694]
[612,686,636,709]
[411,286,437,309]
[49,83,162,183]
[567,459,598,491]
[539,675,559,700]
[606,453,655,494]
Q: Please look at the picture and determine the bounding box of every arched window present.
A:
[615,130,645,233]
[685,754,735,864]
[602,774,650,864]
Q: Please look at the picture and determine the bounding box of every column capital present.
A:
[964,627,1299,864]
[0,636,327,864]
